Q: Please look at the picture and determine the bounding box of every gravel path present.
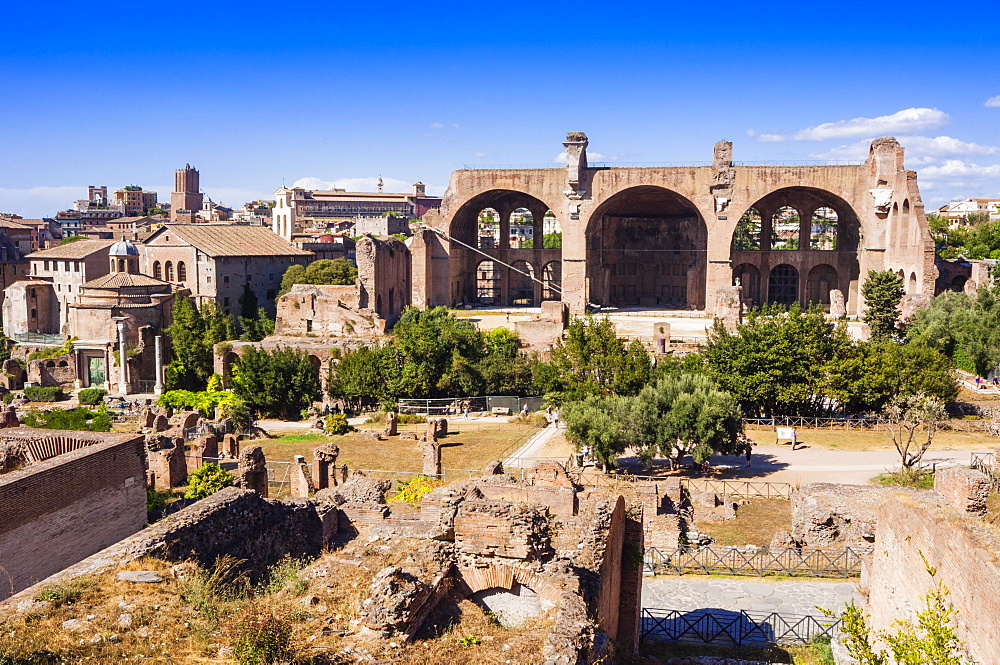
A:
[643,577,857,616]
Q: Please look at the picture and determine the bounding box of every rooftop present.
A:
[28,239,116,260]
[148,224,312,257]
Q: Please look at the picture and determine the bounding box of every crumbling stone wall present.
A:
[792,482,922,548]
[934,467,991,517]
[0,431,146,600]
[863,493,1000,664]
[454,500,553,559]
[356,235,410,328]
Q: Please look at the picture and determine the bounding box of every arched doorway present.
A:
[733,263,761,306]
[509,261,534,306]
[768,264,799,305]
[807,264,838,305]
[586,186,707,309]
[542,261,561,301]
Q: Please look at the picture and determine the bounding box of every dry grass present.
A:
[636,639,830,664]
[745,426,997,452]
[694,498,793,547]
[255,422,541,472]
[0,537,552,665]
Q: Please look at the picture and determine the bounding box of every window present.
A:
[207,275,212,283]
[177,261,186,281]
[44,260,49,271]
[224,297,230,306]
[74,261,79,272]
[224,275,230,285]
[153,261,161,280]
[64,261,69,271]
[165,261,174,281]
[266,289,276,300]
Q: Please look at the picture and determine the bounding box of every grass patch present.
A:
[32,576,97,607]
[870,469,935,489]
[256,422,541,472]
[694,498,792,547]
[639,638,833,664]
[745,425,996,452]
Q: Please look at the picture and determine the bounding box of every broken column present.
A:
[236,445,268,497]
[829,289,847,320]
[383,411,397,437]
[714,285,743,332]
[421,437,442,477]
[290,454,315,498]
[312,442,341,489]
[653,322,670,354]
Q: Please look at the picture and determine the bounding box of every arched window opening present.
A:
[768,264,799,304]
[510,261,534,306]
[509,208,533,248]
[909,272,917,294]
[542,211,562,248]
[952,275,967,292]
[477,208,500,249]
[165,261,174,281]
[733,208,762,250]
[177,261,187,281]
[153,261,161,280]
[810,207,838,250]
[542,261,561,301]
[476,260,500,305]
[771,207,800,250]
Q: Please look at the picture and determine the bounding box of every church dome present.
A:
[109,236,139,256]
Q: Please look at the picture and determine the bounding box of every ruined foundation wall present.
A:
[0,432,146,600]
[864,494,1000,664]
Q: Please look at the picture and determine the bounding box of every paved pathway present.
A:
[643,577,856,616]
[504,424,561,468]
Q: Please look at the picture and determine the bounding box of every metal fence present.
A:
[643,545,870,578]
[744,415,997,433]
[13,332,65,345]
[396,395,543,416]
[641,608,841,646]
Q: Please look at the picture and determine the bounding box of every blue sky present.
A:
[1,0,998,217]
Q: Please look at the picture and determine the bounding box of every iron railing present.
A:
[13,332,65,345]
[643,545,870,578]
[641,608,841,645]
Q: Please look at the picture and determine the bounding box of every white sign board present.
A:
[776,427,796,442]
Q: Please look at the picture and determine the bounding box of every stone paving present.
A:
[643,576,857,616]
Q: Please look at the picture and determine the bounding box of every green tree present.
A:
[230,347,321,419]
[825,342,957,413]
[388,306,485,398]
[184,463,233,499]
[535,315,650,402]
[278,259,358,296]
[862,270,905,341]
[328,345,395,411]
[58,235,88,245]
[634,374,743,465]
[908,286,1000,375]
[165,296,234,391]
[236,284,275,342]
[563,394,639,470]
[703,303,850,417]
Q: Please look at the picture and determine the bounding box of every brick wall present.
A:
[454,501,552,559]
[864,494,1000,664]
[0,431,146,600]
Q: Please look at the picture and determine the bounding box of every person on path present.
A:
[521,402,529,417]
[553,410,560,429]
[745,441,753,467]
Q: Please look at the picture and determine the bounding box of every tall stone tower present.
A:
[170,164,203,222]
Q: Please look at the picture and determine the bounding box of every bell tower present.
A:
[170,164,204,222]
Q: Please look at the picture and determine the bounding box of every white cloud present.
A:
[292,176,445,197]
[985,95,1000,108]
[812,135,999,162]
[553,151,606,163]
[428,123,444,128]
[0,185,84,218]
[918,160,1000,179]
[754,107,950,142]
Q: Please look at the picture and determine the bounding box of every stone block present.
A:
[829,290,846,320]
[935,467,991,517]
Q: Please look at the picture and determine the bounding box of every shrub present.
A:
[23,386,64,402]
[146,488,171,512]
[26,338,74,361]
[389,475,445,504]
[2,393,13,404]
[184,462,233,499]
[229,605,293,665]
[77,387,106,406]
[324,413,354,435]
[21,406,110,431]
